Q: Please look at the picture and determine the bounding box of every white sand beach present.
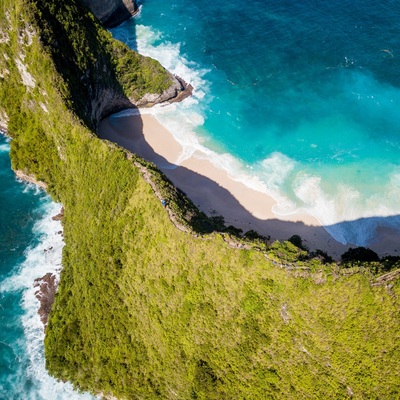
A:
[98,111,400,259]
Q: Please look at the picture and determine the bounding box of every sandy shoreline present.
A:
[98,111,400,259]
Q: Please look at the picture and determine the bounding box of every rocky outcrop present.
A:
[95,74,193,124]
[134,75,193,108]
[25,0,192,131]
[34,272,59,328]
[81,0,138,28]
[14,170,48,189]
[91,76,192,130]
[51,207,64,221]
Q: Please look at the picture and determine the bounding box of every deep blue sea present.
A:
[1,0,400,397]
[112,0,400,245]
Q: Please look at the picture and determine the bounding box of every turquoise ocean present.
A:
[1,0,400,397]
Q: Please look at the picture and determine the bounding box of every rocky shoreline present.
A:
[34,272,59,328]
[133,75,193,108]
[94,74,193,130]
[14,170,48,190]
[1,127,57,329]
[0,124,8,136]
[33,209,64,329]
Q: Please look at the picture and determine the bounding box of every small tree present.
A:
[288,235,308,251]
[341,247,380,264]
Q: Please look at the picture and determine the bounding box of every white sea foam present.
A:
[289,169,400,245]
[0,143,10,152]
[20,181,44,196]
[135,24,209,99]
[0,200,96,400]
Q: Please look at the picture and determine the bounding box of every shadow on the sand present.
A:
[97,111,400,260]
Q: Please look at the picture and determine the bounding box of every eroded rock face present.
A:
[134,75,193,108]
[81,0,138,28]
[34,272,59,328]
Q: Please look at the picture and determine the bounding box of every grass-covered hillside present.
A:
[1,0,400,399]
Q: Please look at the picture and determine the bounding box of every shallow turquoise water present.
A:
[112,0,400,245]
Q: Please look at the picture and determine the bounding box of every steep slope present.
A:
[1,1,400,399]
[81,0,138,28]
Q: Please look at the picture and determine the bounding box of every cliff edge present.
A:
[81,0,138,28]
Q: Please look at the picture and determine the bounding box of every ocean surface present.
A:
[0,135,94,399]
[1,1,400,397]
[111,0,400,246]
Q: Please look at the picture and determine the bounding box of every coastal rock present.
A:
[95,75,193,123]
[134,75,193,108]
[27,0,193,130]
[0,111,9,129]
[0,124,8,137]
[34,272,59,328]
[52,207,64,221]
[81,0,138,28]
[14,170,47,189]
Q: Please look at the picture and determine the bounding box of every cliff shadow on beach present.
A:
[97,113,400,260]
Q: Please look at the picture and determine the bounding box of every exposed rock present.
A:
[280,303,290,324]
[0,29,10,43]
[91,88,134,127]
[15,57,36,89]
[52,207,64,221]
[0,122,8,135]
[134,75,194,108]
[0,68,10,78]
[371,269,400,286]
[81,0,138,28]
[14,170,47,189]
[97,75,193,123]
[34,272,59,328]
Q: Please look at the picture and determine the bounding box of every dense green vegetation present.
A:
[1,0,400,398]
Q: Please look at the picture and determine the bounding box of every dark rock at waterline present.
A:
[52,207,64,221]
[34,273,58,328]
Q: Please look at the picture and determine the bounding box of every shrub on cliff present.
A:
[341,246,380,265]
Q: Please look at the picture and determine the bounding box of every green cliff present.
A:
[1,0,400,399]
